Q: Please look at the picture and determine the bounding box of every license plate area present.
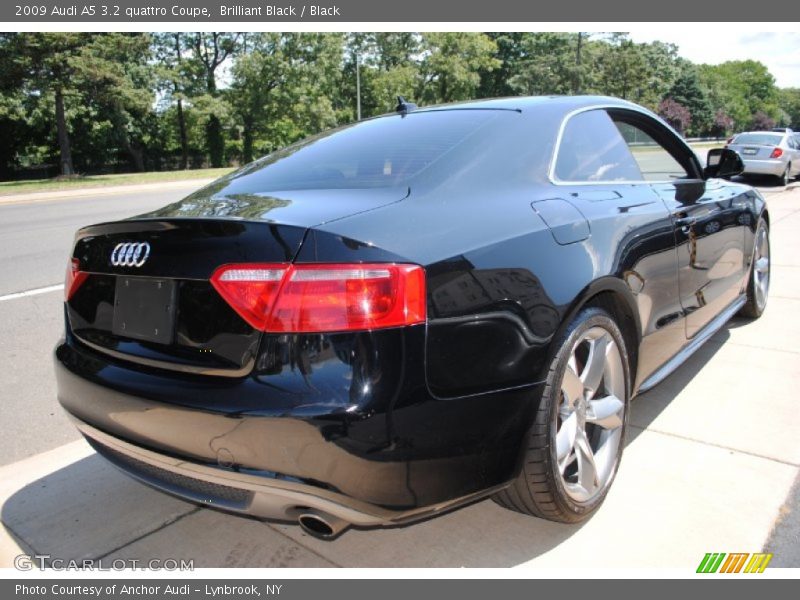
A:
[742,147,757,155]
[112,277,177,344]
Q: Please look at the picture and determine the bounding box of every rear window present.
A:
[227,110,504,191]
[733,133,783,146]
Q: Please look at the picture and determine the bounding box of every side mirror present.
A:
[704,148,744,180]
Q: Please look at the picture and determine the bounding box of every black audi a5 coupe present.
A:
[56,96,770,539]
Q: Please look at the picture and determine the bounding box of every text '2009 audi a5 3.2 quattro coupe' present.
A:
[55,96,769,539]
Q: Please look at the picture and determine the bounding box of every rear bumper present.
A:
[55,335,541,524]
[72,417,506,527]
[741,159,786,176]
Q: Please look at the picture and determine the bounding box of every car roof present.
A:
[413,95,648,114]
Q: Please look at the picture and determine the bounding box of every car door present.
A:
[548,108,687,384]
[608,109,748,339]
[791,135,800,176]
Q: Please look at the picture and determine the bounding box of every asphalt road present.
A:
[0,190,186,296]
[0,188,195,466]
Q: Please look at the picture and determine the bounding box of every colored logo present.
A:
[696,552,773,573]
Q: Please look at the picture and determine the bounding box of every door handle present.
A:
[675,216,696,235]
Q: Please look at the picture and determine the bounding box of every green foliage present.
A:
[507,33,581,96]
[667,63,713,135]
[0,32,795,181]
[698,60,780,130]
[417,33,500,104]
[778,88,800,128]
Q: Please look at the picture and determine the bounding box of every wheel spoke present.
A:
[753,223,770,310]
[575,428,599,494]
[580,333,608,398]
[562,364,583,405]
[556,411,578,466]
[586,395,624,430]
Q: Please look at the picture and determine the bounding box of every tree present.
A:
[666,63,712,135]
[153,33,191,169]
[750,111,775,131]
[658,98,691,134]
[188,32,241,167]
[230,34,286,164]
[365,33,420,114]
[2,33,153,176]
[417,33,500,104]
[778,88,800,128]
[74,33,154,172]
[4,33,91,175]
[478,33,526,98]
[711,110,734,138]
[637,41,681,109]
[507,33,578,96]
[596,34,650,102]
[698,60,779,130]
[3,30,799,182]
[229,33,344,163]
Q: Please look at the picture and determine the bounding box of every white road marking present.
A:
[0,284,63,302]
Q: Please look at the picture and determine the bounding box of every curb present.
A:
[0,178,216,206]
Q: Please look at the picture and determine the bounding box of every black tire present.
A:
[739,218,770,319]
[493,306,631,523]
[777,165,790,186]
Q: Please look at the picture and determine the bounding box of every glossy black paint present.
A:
[56,96,767,519]
[57,319,538,508]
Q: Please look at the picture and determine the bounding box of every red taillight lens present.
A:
[210,264,287,330]
[271,264,426,332]
[210,263,426,333]
[64,257,88,301]
[726,137,734,144]
[770,147,783,158]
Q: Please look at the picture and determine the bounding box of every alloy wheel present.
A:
[555,326,626,503]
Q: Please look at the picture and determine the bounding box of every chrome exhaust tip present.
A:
[297,510,350,540]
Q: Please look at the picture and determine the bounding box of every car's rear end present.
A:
[56,217,436,534]
[727,132,790,178]
[54,107,536,537]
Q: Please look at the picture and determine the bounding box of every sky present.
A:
[629,30,800,88]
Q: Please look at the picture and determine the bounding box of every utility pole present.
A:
[355,51,362,121]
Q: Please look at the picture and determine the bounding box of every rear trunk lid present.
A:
[728,143,778,160]
[66,186,409,376]
[728,133,785,160]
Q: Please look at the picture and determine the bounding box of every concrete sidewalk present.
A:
[0,178,216,206]
[1,187,798,569]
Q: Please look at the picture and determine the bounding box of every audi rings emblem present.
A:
[110,242,151,267]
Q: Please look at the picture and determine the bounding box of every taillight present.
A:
[64,257,88,301]
[770,147,783,158]
[209,265,287,330]
[210,263,426,333]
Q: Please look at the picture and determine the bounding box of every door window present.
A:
[613,121,690,181]
[553,110,644,182]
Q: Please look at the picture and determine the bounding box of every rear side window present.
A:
[733,133,783,146]
[614,121,689,181]
[554,110,643,182]
[228,110,503,191]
